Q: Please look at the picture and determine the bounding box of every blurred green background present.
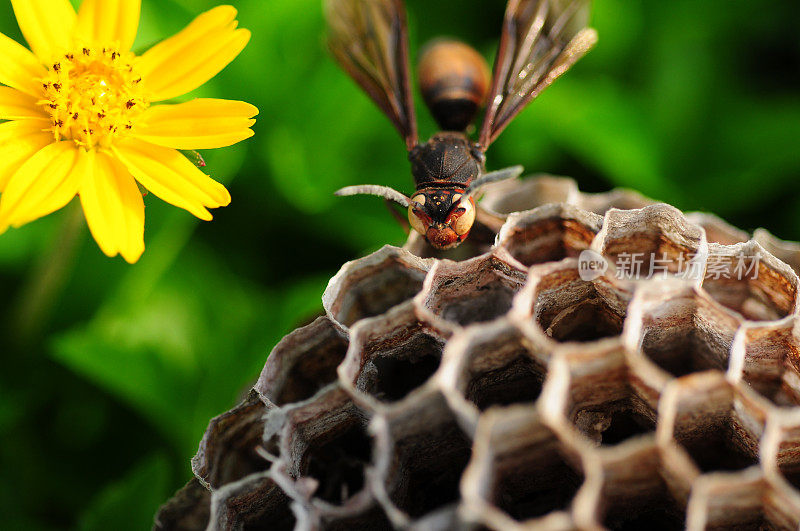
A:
[0,0,797,528]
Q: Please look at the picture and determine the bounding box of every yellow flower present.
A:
[0,0,257,263]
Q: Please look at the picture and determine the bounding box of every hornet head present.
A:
[407,188,475,249]
[334,165,523,250]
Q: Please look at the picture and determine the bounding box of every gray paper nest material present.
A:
[155,175,800,531]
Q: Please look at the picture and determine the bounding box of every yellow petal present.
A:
[0,31,48,96]
[0,86,48,120]
[11,0,76,62]
[132,98,257,149]
[79,150,144,263]
[0,141,81,231]
[138,6,250,101]
[138,6,236,74]
[75,0,141,51]
[112,138,231,221]
[0,119,54,191]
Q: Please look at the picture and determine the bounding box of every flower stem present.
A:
[13,201,85,348]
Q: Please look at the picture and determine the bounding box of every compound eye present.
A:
[452,197,476,236]
[408,194,428,236]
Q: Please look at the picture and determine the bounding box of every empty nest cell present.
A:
[577,188,655,216]
[492,434,584,520]
[628,283,741,378]
[373,390,473,522]
[734,320,800,407]
[478,175,579,215]
[192,391,271,489]
[496,204,603,266]
[443,319,548,412]
[755,228,800,278]
[554,343,657,446]
[687,470,800,530]
[598,204,706,280]
[323,246,431,327]
[154,479,212,531]
[763,417,800,495]
[516,259,630,344]
[464,408,585,525]
[419,251,527,327]
[660,373,767,474]
[686,212,749,245]
[255,316,348,406]
[280,387,373,507]
[210,472,297,531]
[341,302,450,404]
[702,241,798,322]
[587,441,690,530]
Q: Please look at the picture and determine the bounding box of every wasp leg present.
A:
[465,165,524,195]
[475,203,508,233]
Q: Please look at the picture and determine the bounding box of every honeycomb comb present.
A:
[155,176,800,530]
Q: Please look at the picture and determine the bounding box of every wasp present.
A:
[326,0,597,249]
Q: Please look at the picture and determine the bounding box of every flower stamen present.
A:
[40,46,149,149]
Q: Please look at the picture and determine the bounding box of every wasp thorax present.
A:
[408,191,476,250]
[418,39,491,132]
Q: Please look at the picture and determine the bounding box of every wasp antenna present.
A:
[465,165,524,195]
[335,185,411,208]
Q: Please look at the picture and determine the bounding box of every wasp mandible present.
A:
[326,0,597,249]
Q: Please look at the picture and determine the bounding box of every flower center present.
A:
[41,47,149,149]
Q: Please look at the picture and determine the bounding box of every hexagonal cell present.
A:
[659,372,767,474]
[154,479,211,531]
[479,174,580,215]
[462,407,585,526]
[578,440,692,530]
[755,228,800,277]
[731,319,800,407]
[442,319,548,413]
[702,241,798,322]
[323,245,432,327]
[372,389,473,524]
[514,259,631,344]
[686,469,800,530]
[418,250,527,327]
[626,283,742,378]
[495,204,603,267]
[552,342,657,446]
[255,317,348,406]
[597,204,706,280]
[762,414,800,494]
[339,301,451,405]
[280,386,373,507]
[578,188,655,216]
[191,391,271,489]
[686,212,749,245]
[209,472,297,531]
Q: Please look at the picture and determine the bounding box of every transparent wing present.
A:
[325,0,418,150]
[479,0,597,149]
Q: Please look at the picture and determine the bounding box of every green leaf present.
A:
[77,453,172,531]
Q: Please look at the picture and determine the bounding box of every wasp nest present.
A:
[155,176,800,530]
